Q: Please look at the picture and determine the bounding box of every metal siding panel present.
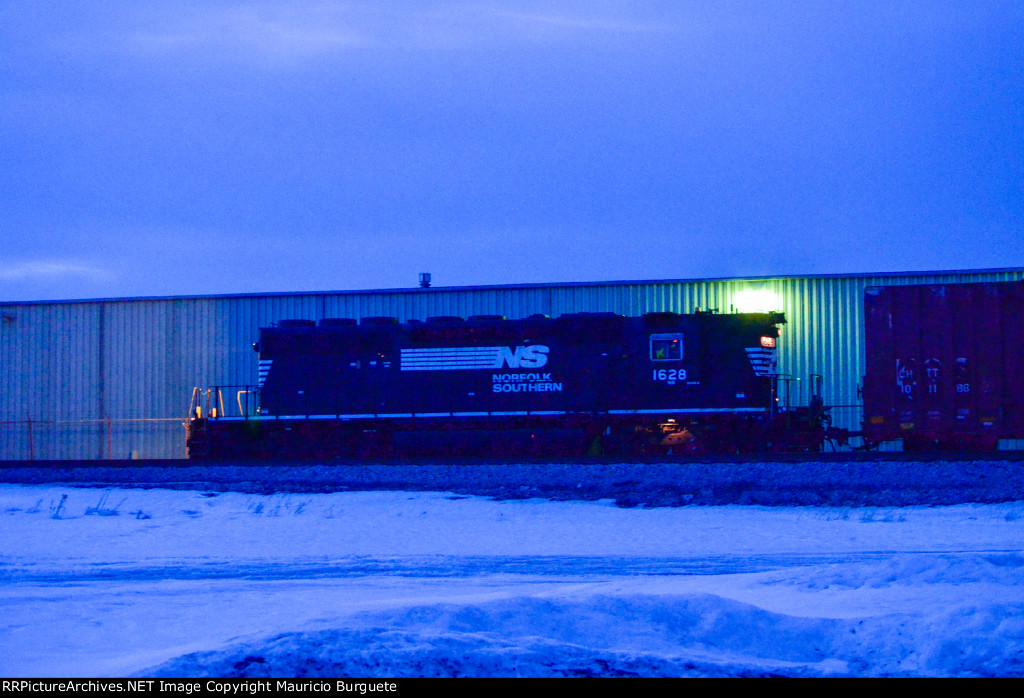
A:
[0,303,102,459]
[96,299,220,459]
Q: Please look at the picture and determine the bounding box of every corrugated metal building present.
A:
[3,268,1023,460]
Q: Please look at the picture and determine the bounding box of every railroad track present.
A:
[1,455,1023,507]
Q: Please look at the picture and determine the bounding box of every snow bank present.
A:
[146,592,1024,678]
[1,485,1022,677]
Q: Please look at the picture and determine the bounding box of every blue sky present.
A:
[2,2,1022,301]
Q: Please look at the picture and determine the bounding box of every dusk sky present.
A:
[2,2,1022,302]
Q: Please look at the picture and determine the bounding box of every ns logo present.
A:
[498,345,549,369]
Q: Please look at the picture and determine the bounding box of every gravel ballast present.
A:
[2,459,1022,507]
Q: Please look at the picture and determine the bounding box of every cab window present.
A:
[650,334,683,361]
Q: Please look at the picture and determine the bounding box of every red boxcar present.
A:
[863,280,1024,450]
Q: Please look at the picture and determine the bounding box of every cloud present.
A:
[490,8,676,36]
[127,4,371,63]
[0,261,112,282]
[113,2,678,67]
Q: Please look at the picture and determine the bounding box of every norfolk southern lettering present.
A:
[492,372,563,393]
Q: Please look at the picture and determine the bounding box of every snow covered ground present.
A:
[1,484,1022,677]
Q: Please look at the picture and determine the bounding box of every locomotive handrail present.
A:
[206,388,225,419]
[188,385,260,420]
[187,387,201,421]
[237,389,257,417]
[773,373,799,414]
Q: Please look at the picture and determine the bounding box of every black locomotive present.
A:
[186,310,836,458]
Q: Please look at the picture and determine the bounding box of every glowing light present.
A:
[733,289,781,313]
